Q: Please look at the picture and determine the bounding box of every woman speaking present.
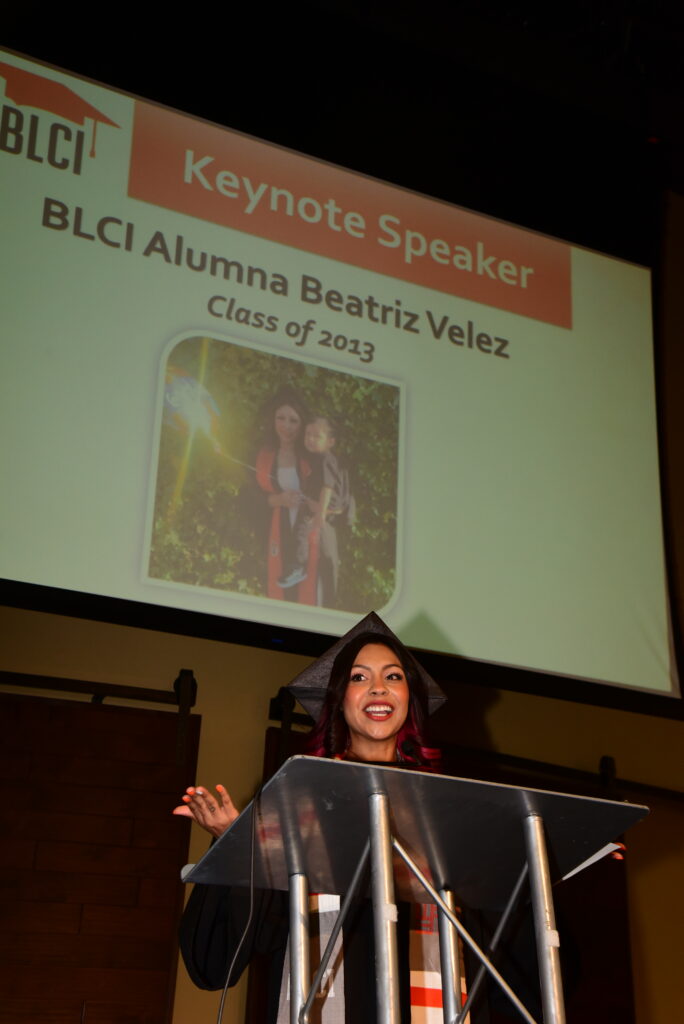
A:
[174,612,445,1023]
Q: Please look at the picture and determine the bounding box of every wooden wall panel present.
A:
[0,931,169,969]
[80,904,175,938]
[0,693,200,1024]
[3,751,186,791]
[33,841,180,878]
[0,838,35,868]
[0,901,81,933]
[0,869,138,906]
[0,997,83,1023]
[0,1000,164,1024]
[11,810,134,845]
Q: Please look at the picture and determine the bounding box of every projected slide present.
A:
[0,50,677,696]
[146,336,399,613]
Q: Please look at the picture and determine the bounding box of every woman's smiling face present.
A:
[274,404,301,445]
[342,643,409,758]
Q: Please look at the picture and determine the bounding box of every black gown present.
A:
[179,877,413,1023]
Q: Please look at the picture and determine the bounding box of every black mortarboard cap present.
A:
[287,611,447,721]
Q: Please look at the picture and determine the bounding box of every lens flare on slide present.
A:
[165,339,222,516]
[164,371,220,440]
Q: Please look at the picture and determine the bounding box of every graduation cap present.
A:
[288,611,447,721]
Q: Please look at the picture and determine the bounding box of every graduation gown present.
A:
[179,880,413,1023]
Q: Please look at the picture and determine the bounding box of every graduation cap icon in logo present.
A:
[287,611,447,721]
[0,61,119,157]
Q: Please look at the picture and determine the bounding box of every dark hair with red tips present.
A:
[303,632,441,769]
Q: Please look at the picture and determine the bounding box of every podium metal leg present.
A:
[369,792,401,1024]
[438,888,461,1024]
[393,838,538,1024]
[457,864,529,1024]
[524,814,566,1024]
[300,841,370,1024]
[289,872,310,1024]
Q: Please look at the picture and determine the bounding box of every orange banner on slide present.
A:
[128,103,572,328]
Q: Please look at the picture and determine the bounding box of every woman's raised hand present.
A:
[172,784,239,838]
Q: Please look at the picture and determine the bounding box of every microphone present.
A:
[400,737,421,763]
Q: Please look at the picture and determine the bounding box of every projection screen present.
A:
[0,49,678,699]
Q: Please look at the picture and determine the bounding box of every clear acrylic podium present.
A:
[183,756,648,1024]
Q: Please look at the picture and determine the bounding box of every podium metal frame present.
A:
[183,757,648,1024]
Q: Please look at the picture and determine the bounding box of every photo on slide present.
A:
[145,334,401,614]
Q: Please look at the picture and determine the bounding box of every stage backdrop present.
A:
[0,50,677,698]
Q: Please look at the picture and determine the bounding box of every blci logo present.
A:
[0,60,119,175]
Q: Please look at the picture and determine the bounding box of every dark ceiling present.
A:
[4,1,684,265]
